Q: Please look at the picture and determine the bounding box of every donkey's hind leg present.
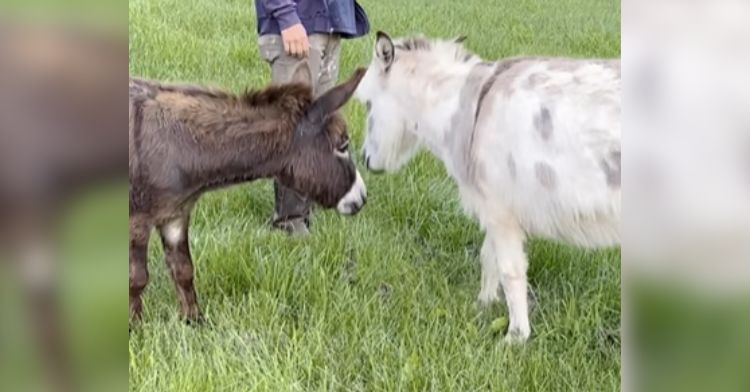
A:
[129,215,151,322]
[486,221,531,342]
[159,215,200,322]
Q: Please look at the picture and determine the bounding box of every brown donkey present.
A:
[129,65,367,322]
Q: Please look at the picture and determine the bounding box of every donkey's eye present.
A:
[337,140,350,152]
[334,140,350,158]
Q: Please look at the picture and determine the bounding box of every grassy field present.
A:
[128,0,621,390]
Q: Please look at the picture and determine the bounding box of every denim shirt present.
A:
[255,0,370,38]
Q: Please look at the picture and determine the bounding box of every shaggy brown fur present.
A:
[129,66,366,322]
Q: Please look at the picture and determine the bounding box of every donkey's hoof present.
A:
[273,218,310,236]
[128,313,142,330]
[183,313,205,327]
[503,327,530,344]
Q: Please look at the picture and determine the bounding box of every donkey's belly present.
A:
[469,159,620,249]
[471,107,620,248]
[504,164,620,247]
[519,204,620,248]
[457,181,616,249]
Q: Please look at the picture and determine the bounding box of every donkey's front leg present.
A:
[477,237,501,305]
[159,217,200,322]
[487,221,530,342]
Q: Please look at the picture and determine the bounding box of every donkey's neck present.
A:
[191,136,291,193]
[178,103,299,193]
[398,58,501,185]
[399,60,479,162]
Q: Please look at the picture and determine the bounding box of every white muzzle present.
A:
[336,171,367,215]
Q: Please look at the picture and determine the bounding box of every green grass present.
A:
[128,0,621,390]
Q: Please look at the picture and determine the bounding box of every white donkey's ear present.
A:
[375,31,395,70]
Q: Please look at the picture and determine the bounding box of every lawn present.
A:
[128,0,621,390]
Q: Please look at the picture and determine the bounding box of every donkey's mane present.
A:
[394,35,479,63]
[241,83,313,118]
[133,77,314,115]
[131,77,317,141]
[394,36,432,51]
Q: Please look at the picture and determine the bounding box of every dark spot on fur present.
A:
[600,149,621,188]
[535,162,557,189]
[365,100,372,112]
[534,107,553,140]
[395,37,431,51]
[507,154,517,180]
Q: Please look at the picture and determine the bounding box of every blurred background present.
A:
[624,1,750,391]
[0,0,125,392]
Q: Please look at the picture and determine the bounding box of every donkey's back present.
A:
[471,58,621,247]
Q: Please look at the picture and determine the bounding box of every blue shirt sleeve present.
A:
[261,0,301,31]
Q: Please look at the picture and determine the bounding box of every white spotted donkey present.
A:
[355,32,620,341]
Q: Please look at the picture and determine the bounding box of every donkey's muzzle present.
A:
[337,171,367,215]
[363,152,385,174]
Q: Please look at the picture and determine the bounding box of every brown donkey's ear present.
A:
[375,31,395,70]
[290,61,313,86]
[308,67,367,123]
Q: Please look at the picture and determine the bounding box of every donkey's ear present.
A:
[309,67,367,123]
[453,35,468,44]
[290,61,312,86]
[375,31,395,70]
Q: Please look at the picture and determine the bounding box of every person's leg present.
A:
[276,34,341,230]
[258,34,323,234]
[257,34,342,234]
[311,34,342,94]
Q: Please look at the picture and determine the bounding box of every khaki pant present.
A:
[258,33,342,230]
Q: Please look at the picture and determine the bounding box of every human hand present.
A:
[281,23,309,58]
